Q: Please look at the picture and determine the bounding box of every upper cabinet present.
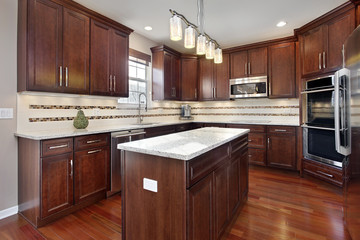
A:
[151,46,181,101]
[269,42,296,98]
[198,54,230,101]
[181,55,198,101]
[299,8,355,77]
[230,47,267,79]
[90,20,129,97]
[18,0,132,96]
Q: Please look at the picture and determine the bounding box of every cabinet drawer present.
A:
[303,159,343,186]
[248,133,266,148]
[231,135,248,155]
[227,124,266,133]
[267,126,295,134]
[186,143,229,188]
[248,148,266,166]
[42,138,73,157]
[74,133,110,151]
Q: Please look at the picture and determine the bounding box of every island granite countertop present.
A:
[117,127,249,161]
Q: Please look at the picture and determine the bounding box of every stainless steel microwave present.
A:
[229,76,268,99]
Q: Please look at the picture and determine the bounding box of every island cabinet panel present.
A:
[239,147,249,200]
[187,173,214,240]
[122,152,187,240]
[269,42,296,98]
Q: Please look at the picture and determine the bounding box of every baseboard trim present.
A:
[0,205,18,220]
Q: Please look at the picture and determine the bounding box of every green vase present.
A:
[73,109,89,129]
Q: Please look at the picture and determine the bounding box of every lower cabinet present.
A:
[18,133,110,227]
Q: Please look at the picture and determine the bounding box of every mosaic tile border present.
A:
[192,106,299,110]
[29,112,299,122]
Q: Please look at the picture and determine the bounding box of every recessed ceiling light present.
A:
[144,26,153,31]
[276,21,287,27]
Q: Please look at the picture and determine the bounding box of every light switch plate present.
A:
[0,108,13,119]
[143,178,158,193]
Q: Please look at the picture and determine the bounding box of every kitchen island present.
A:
[118,127,249,240]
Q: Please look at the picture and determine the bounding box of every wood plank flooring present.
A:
[0,165,351,240]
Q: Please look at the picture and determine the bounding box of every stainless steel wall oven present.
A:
[301,70,351,168]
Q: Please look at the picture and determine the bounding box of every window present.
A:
[118,56,148,104]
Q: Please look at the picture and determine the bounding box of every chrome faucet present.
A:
[138,92,147,124]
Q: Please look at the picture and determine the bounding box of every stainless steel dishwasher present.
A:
[110,129,145,195]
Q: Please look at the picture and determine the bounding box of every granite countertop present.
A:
[15,120,298,140]
[117,127,250,161]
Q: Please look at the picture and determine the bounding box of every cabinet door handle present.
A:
[248,155,252,158]
[109,75,113,91]
[174,87,176,97]
[70,159,73,179]
[248,139,252,142]
[323,52,326,69]
[245,63,247,75]
[88,149,102,154]
[319,53,322,70]
[86,139,101,144]
[316,170,333,178]
[248,62,251,75]
[214,87,216,99]
[49,144,68,150]
[274,129,287,132]
[195,88,197,99]
[65,67,69,87]
[113,75,116,92]
[59,66,63,87]
[267,138,270,150]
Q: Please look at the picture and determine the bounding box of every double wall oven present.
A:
[301,69,351,168]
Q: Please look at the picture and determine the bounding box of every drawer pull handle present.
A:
[88,149,102,154]
[49,144,68,150]
[86,139,101,144]
[248,139,252,142]
[274,129,287,132]
[248,155,252,158]
[70,159,73,179]
[316,170,333,178]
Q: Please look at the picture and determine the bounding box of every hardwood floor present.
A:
[0,165,351,240]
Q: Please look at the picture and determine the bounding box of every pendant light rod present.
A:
[169,9,220,48]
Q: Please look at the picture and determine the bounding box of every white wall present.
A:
[0,0,18,212]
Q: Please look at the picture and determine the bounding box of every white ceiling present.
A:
[74,0,348,53]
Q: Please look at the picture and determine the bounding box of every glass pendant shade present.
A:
[196,35,206,55]
[184,26,196,48]
[170,15,182,41]
[206,41,215,59]
[214,48,223,64]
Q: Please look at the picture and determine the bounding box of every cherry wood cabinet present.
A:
[198,54,230,101]
[357,5,360,26]
[269,42,296,98]
[151,45,181,100]
[90,20,129,97]
[181,55,198,101]
[18,0,132,96]
[18,133,110,227]
[230,47,267,79]
[267,126,296,170]
[299,9,355,77]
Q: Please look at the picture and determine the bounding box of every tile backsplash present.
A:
[17,93,300,132]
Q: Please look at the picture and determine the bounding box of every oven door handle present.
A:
[300,87,334,94]
[301,124,335,131]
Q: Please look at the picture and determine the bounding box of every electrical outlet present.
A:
[0,108,13,119]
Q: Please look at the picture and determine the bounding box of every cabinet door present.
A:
[326,10,355,72]
[163,52,173,99]
[239,149,249,201]
[28,0,63,92]
[248,47,267,77]
[214,163,229,238]
[90,20,111,96]
[267,134,296,169]
[199,58,214,100]
[269,42,295,98]
[187,173,214,240]
[41,153,73,218]
[181,58,198,101]
[300,25,326,77]
[248,148,266,166]
[172,55,181,100]
[112,29,129,97]
[214,53,230,100]
[230,51,247,79]
[74,146,109,203]
[62,8,89,94]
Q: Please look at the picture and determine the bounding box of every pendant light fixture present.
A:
[169,0,222,63]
